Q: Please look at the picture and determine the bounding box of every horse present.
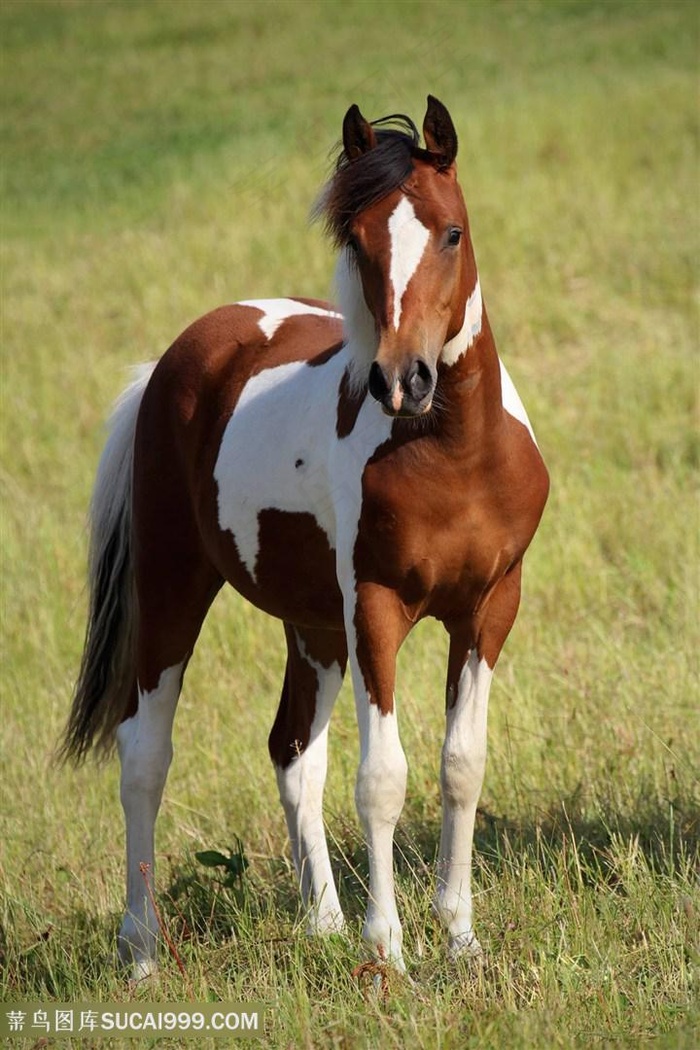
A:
[62,95,549,978]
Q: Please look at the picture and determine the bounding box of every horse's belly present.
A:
[235,506,345,628]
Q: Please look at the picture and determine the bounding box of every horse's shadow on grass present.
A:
[10,787,697,997]
[155,784,698,958]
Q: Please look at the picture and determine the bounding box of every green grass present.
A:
[1,0,698,1046]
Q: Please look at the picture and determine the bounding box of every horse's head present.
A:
[320,96,479,418]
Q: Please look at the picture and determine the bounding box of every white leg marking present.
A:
[275,637,345,935]
[331,397,399,961]
[116,663,183,978]
[388,197,430,330]
[354,689,408,968]
[434,651,493,958]
[441,279,483,366]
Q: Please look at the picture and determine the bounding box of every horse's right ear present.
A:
[342,104,377,160]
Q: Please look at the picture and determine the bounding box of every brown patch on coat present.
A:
[336,367,366,438]
[268,623,347,768]
[254,509,344,628]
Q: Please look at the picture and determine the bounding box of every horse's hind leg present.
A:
[116,663,183,977]
[269,624,347,934]
[116,535,221,978]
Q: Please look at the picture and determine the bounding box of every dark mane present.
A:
[315,113,421,247]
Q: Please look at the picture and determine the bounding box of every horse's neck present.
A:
[334,252,378,392]
[438,310,505,445]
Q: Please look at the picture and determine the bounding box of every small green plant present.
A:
[195,840,249,890]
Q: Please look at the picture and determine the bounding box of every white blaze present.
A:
[388,197,430,329]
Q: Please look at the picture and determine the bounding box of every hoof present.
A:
[118,920,158,983]
[361,916,404,971]
[448,930,484,962]
[128,956,159,984]
[116,946,158,984]
[363,942,406,973]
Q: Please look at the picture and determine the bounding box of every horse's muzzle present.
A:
[368,357,436,417]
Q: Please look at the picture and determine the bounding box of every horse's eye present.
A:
[447,227,462,247]
[347,234,360,254]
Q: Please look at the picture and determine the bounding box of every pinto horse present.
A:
[62,96,548,977]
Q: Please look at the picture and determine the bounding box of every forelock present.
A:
[313,114,422,247]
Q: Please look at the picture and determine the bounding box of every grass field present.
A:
[1,0,698,1046]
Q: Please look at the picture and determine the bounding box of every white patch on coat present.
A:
[239,298,342,341]
[388,197,430,329]
[438,277,538,445]
[334,250,378,393]
[441,279,483,366]
[213,347,393,580]
[499,358,538,445]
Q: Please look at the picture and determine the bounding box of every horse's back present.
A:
[149,298,343,398]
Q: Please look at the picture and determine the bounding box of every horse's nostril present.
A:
[368,361,390,402]
[406,358,434,401]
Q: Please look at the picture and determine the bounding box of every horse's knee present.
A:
[276,747,326,813]
[440,738,486,808]
[355,744,408,830]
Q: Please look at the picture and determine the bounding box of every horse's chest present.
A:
[355,458,522,617]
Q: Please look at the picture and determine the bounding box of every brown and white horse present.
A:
[63,96,548,978]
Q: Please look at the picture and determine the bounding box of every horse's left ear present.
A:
[423,95,458,170]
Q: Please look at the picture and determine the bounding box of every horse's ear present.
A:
[342,104,377,161]
[423,95,458,170]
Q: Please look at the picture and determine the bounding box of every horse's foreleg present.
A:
[345,582,410,969]
[270,625,347,935]
[434,645,492,958]
[436,566,522,958]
